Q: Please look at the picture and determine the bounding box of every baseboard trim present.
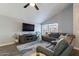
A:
[0,41,15,47]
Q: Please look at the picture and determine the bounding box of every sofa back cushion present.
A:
[49,33,60,38]
[53,39,69,56]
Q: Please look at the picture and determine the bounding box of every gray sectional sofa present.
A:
[36,39,73,56]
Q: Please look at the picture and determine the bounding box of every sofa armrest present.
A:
[60,45,73,56]
[36,46,54,56]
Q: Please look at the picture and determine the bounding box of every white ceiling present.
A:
[0,3,70,24]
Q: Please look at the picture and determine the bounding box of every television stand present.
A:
[19,34,38,44]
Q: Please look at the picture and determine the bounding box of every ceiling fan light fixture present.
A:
[30,3,35,7]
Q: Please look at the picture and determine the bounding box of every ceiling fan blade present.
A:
[24,3,30,8]
[34,4,39,10]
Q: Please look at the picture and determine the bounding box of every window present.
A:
[42,23,58,35]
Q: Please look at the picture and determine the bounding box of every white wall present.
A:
[0,15,22,46]
[42,4,73,34]
[0,15,41,46]
[73,4,79,48]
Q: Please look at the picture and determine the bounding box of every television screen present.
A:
[22,23,34,31]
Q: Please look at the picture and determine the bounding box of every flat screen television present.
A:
[22,23,34,31]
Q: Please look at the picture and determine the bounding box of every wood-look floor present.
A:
[0,44,21,56]
[0,44,79,56]
[72,49,79,56]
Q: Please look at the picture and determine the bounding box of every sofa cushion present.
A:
[60,45,73,56]
[36,46,54,56]
[53,39,69,56]
[59,34,67,39]
[49,33,60,38]
[60,33,68,36]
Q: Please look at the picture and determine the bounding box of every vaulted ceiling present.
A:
[0,3,70,24]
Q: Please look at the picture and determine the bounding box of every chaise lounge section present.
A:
[36,38,74,56]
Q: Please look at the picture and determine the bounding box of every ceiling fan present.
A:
[24,3,39,10]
